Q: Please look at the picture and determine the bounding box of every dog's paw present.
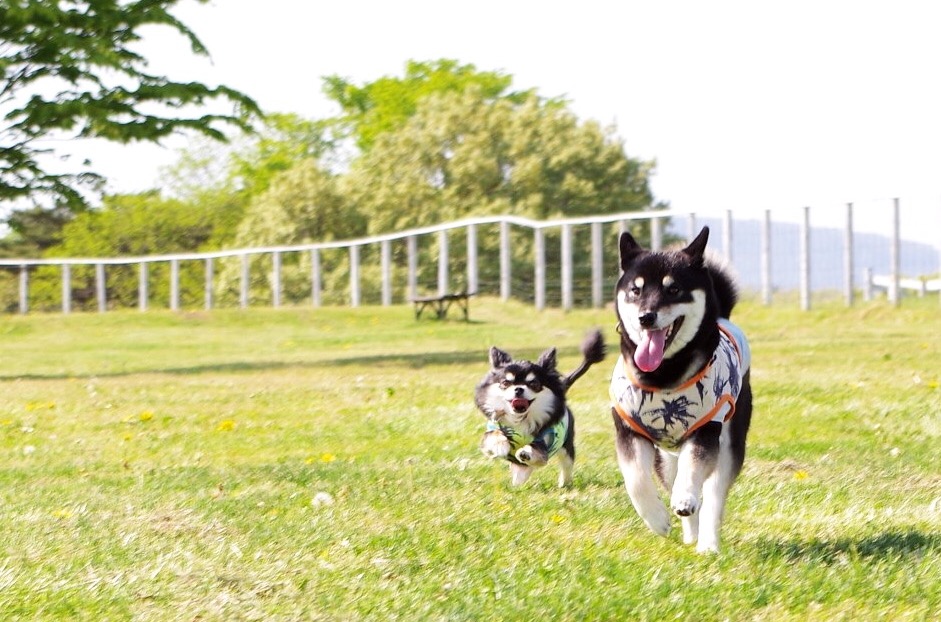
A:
[514,445,534,464]
[480,431,510,459]
[671,492,700,517]
[642,508,672,537]
[695,540,720,555]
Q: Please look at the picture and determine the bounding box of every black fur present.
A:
[616,226,738,388]
[475,329,605,487]
[611,226,753,552]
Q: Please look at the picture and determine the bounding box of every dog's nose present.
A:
[638,312,657,328]
[514,387,525,396]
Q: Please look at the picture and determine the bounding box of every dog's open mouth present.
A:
[510,397,531,413]
[635,317,684,373]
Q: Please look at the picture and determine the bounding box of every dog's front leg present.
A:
[509,463,534,486]
[480,429,511,459]
[612,410,670,536]
[671,422,720,542]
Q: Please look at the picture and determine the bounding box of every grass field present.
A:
[1,297,939,621]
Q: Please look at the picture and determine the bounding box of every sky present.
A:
[66,0,941,242]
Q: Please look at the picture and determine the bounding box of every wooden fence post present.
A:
[18,265,27,314]
[590,221,603,308]
[407,235,418,301]
[96,263,106,312]
[240,254,249,309]
[139,262,148,311]
[62,264,71,314]
[204,258,214,310]
[651,217,662,251]
[844,203,854,306]
[170,258,180,311]
[499,221,511,301]
[889,198,900,307]
[534,228,546,311]
[800,207,811,311]
[381,239,392,306]
[761,209,772,306]
[350,245,361,307]
[561,223,573,311]
[466,223,478,295]
[311,249,321,307]
[271,251,281,308]
[437,229,448,297]
[723,210,733,262]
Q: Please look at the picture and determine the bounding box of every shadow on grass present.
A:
[754,529,940,563]
[0,343,593,381]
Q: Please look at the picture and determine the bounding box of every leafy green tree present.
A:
[0,0,260,211]
[215,159,362,305]
[24,191,238,310]
[346,87,654,234]
[323,59,535,153]
[342,87,656,302]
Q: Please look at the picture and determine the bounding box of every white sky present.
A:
[67,0,941,242]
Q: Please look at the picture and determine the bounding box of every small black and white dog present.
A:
[610,226,752,553]
[475,330,605,487]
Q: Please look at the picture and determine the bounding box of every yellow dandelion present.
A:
[320,453,336,463]
[794,470,809,481]
[139,411,154,422]
[216,420,235,432]
[123,433,133,442]
[550,514,566,524]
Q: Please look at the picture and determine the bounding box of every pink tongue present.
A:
[634,328,667,372]
[511,398,529,411]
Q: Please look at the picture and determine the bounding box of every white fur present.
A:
[616,290,706,359]
[619,419,737,554]
[615,434,671,536]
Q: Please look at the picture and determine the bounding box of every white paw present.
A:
[480,431,510,459]
[643,508,672,537]
[671,492,699,517]
[696,539,720,554]
[514,445,534,464]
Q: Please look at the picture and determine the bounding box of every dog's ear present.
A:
[681,226,709,268]
[536,347,557,371]
[489,347,512,368]
[619,231,644,270]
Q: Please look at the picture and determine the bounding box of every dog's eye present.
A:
[665,284,680,296]
[629,285,641,297]
[499,380,512,389]
[527,380,542,392]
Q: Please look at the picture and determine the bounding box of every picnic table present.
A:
[410,291,476,320]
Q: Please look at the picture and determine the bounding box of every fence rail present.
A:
[1,204,938,314]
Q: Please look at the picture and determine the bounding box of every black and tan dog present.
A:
[475,331,605,487]
[610,226,752,553]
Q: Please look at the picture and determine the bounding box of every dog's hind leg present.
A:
[557,449,574,488]
[612,411,670,536]
[699,381,752,553]
[509,463,534,486]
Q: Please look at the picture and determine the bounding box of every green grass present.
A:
[1,297,939,621]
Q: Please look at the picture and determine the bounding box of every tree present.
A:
[0,0,260,211]
[24,191,236,310]
[215,159,362,305]
[337,87,656,302]
[345,87,655,234]
[323,59,537,153]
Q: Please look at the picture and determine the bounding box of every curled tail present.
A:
[563,329,606,391]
